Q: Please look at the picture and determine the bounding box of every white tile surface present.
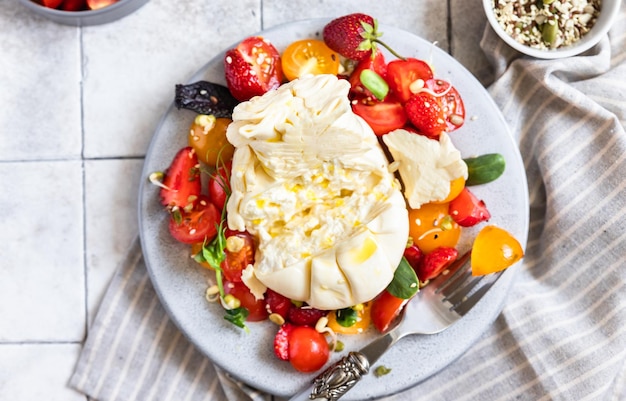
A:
[0,343,85,401]
[82,0,261,159]
[84,158,144,323]
[0,0,496,398]
[0,160,85,342]
[0,3,82,161]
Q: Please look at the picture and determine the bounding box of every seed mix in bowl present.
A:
[492,0,601,50]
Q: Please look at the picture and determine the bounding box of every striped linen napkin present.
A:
[70,6,626,400]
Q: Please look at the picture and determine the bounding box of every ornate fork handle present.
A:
[309,352,369,401]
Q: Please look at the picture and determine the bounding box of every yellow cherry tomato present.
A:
[326,304,371,335]
[190,242,213,270]
[188,114,234,167]
[432,176,466,204]
[471,225,524,276]
[281,39,340,81]
[408,202,461,254]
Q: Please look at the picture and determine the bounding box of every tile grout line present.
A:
[447,0,453,55]
[79,24,90,346]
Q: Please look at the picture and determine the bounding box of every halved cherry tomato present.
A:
[448,187,491,227]
[188,115,234,167]
[352,99,407,136]
[281,39,340,81]
[386,58,434,103]
[224,281,268,321]
[287,326,330,372]
[221,229,255,282]
[348,51,387,99]
[424,79,465,132]
[370,290,408,333]
[471,226,523,276]
[209,161,232,211]
[224,36,283,101]
[168,197,220,244]
[408,202,461,254]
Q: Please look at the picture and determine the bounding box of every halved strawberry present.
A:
[159,147,201,210]
[287,306,327,327]
[224,36,284,102]
[416,247,458,282]
[273,323,293,361]
[265,289,292,319]
[404,92,447,138]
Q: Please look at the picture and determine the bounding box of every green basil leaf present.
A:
[386,257,419,299]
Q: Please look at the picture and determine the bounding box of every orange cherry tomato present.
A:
[471,225,524,276]
[281,39,340,81]
[432,176,466,204]
[86,0,117,10]
[188,115,234,167]
[408,202,461,254]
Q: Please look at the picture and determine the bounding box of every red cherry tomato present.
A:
[221,230,255,282]
[224,281,268,322]
[168,197,220,244]
[425,79,465,132]
[288,326,330,372]
[386,58,434,103]
[370,290,408,333]
[352,99,407,136]
[349,51,387,99]
[448,187,491,227]
[209,161,232,211]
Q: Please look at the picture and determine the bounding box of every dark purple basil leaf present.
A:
[174,81,239,118]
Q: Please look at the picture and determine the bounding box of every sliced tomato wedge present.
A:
[224,281,268,321]
[352,99,407,136]
[449,187,491,227]
[209,161,232,211]
[281,39,340,81]
[159,147,201,210]
[168,197,220,244]
[386,58,434,103]
[370,290,408,333]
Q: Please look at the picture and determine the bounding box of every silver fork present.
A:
[289,251,503,401]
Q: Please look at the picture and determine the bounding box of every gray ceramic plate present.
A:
[138,19,529,400]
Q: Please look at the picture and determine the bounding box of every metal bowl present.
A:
[17,0,150,26]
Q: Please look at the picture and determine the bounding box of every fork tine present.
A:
[452,273,502,316]
[444,275,486,306]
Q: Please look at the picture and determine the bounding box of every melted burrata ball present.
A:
[226,74,409,310]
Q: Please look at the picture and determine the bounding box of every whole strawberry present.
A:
[323,13,378,61]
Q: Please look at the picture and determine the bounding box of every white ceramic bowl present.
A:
[17,0,149,26]
[483,0,621,59]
